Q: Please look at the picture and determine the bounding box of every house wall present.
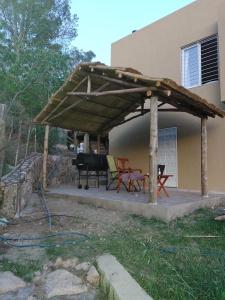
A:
[110,0,225,192]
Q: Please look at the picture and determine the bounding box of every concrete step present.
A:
[97,254,153,300]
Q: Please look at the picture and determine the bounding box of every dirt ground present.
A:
[0,192,133,255]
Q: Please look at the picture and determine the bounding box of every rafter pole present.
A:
[116,111,149,127]
[88,73,143,88]
[43,76,88,122]
[201,117,208,197]
[149,96,158,204]
[67,87,150,97]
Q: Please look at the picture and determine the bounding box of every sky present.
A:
[70,0,195,65]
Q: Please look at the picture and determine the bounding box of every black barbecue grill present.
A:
[72,153,108,189]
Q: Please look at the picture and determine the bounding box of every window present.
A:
[182,35,219,88]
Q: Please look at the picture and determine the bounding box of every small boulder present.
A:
[62,257,79,269]
[44,269,87,298]
[27,296,37,300]
[43,264,49,272]
[54,257,63,268]
[0,271,26,294]
[33,271,41,277]
[75,262,91,272]
[86,266,100,286]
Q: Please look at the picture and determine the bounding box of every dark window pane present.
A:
[201,36,219,84]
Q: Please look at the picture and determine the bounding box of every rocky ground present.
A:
[0,192,132,299]
[0,255,100,299]
[0,190,137,299]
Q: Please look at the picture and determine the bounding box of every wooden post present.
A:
[25,123,32,158]
[87,75,91,94]
[0,104,6,178]
[201,118,208,197]
[43,125,49,190]
[73,131,78,154]
[149,96,158,203]
[34,126,37,152]
[106,134,109,155]
[97,135,101,154]
[84,133,90,153]
[15,120,22,166]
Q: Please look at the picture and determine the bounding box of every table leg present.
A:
[157,177,170,197]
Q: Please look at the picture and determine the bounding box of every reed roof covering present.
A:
[34,62,224,134]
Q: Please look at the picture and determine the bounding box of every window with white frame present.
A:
[182,35,219,88]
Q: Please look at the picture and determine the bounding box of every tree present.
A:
[0,0,95,115]
[0,0,95,167]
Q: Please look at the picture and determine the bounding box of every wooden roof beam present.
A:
[157,94,209,118]
[67,86,151,98]
[43,76,88,122]
[100,98,147,133]
[87,72,143,88]
[135,108,183,113]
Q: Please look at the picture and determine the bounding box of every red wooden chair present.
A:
[116,157,145,192]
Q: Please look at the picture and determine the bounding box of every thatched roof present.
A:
[34,62,224,134]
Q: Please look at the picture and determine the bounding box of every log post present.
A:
[0,104,6,178]
[15,120,22,166]
[25,123,32,158]
[84,133,90,153]
[105,134,109,155]
[43,125,50,190]
[201,118,208,197]
[73,131,78,154]
[34,126,37,152]
[97,135,101,154]
[149,96,158,203]
[83,76,91,154]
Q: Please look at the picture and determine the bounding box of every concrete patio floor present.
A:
[46,185,225,222]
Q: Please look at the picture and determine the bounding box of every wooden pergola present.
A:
[34,63,224,203]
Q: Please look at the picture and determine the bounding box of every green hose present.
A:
[0,231,89,248]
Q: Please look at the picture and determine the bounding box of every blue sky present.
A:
[71,0,195,65]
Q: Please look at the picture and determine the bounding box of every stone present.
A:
[75,262,90,272]
[43,264,49,272]
[50,290,97,299]
[27,296,37,300]
[0,287,33,300]
[32,275,42,284]
[33,271,41,277]
[62,257,79,269]
[86,266,100,286]
[0,272,26,294]
[44,269,87,298]
[54,257,63,268]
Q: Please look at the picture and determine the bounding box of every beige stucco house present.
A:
[110,0,225,192]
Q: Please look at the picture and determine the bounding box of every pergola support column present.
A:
[84,133,90,153]
[0,104,6,178]
[73,131,78,155]
[201,117,208,197]
[43,125,49,191]
[97,135,101,154]
[149,96,158,203]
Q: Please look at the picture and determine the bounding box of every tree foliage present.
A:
[0,0,95,117]
[0,0,95,167]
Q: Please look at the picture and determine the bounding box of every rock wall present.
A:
[0,152,77,218]
[47,154,77,186]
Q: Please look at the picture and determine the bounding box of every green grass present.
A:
[0,259,41,282]
[44,208,225,300]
